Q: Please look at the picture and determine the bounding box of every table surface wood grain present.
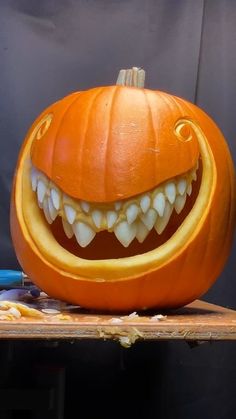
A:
[0,299,236,345]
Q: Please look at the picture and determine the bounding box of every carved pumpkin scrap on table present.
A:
[10,68,235,311]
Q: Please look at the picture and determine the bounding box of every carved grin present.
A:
[31,161,199,249]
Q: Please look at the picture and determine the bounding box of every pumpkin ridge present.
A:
[180,95,235,238]
[170,94,196,166]
[143,89,157,184]
[104,86,119,199]
[79,87,105,195]
[187,104,236,282]
[51,92,82,181]
[169,95,188,179]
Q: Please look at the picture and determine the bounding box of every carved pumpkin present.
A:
[10,68,235,311]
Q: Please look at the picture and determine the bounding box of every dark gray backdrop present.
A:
[0,1,236,418]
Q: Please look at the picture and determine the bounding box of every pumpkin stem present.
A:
[116,67,145,88]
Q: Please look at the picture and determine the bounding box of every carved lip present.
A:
[15,119,216,281]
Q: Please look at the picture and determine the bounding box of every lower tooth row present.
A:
[39,192,190,247]
[42,197,175,248]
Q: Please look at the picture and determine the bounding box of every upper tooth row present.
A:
[31,164,197,231]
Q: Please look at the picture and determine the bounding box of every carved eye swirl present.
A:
[34,114,53,140]
[174,120,193,142]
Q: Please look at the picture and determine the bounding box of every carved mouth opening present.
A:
[30,160,201,260]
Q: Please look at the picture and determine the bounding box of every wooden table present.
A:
[1,299,236,346]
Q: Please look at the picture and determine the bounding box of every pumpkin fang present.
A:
[30,161,199,248]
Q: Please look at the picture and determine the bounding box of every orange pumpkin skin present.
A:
[10,85,235,311]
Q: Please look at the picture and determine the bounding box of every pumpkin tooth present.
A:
[64,204,76,225]
[91,210,103,228]
[114,221,137,247]
[38,199,43,209]
[153,192,165,217]
[62,218,74,239]
[48,197,58,221]
[177,179,187,196]
[51,188,60,210]
[187,183,192,196]
[80,201,90,213]
[114,202,122,211]
[140,195,151,213]
[106,211,118,229]
[43,198,53,224]
[155,202,173,234]
[192,170,197,181]
[126,204,139,224]
[136,221,149,243]
[174,193,187,214]
[37,179,47,204]
[140,209,157,231]
[31,167,39,191]
[73,221,95,247]
[164,182,176,204]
